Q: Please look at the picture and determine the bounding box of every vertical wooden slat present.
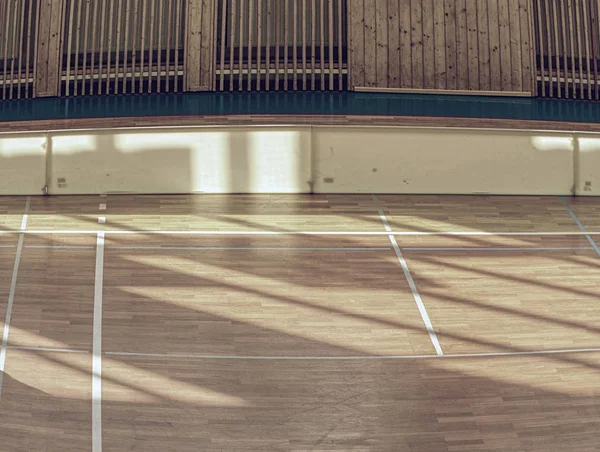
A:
[444,0,457,90]
[293,0,298,89]
[200,0,214,90]
[535,0,545,95]
[90,0,100,93]
[257,0,262,90]
[174,0,181,91]
[575,0,584,97]
[337,0,342,90]
[349,0,364,88]
[237,0,244,91]
[321,0,326,90]
[547,0,559,96]
[114,0,123,93]
[590,1,600,100]
[123,0,132,93]
[147,0,156,92]
[81,0,91,95]
[518,0,533,94]
[498,0,512,91]
[387,0,399,88]
[156,4,163,93]
[25,0,35,98]
[544,0,554,97]
[466,0,478,90]
[328,0,334,89]
[302,0,307,89]
[364,0,376,87]
[0,0,6,99]
[476,0,490,90]
[73,0,83,96]
[422,0,434,89]
[139,0,147,93]
[488,0,502,91]
[433,0,447,89]
[98,0,108,95]
[248,0,254,91]
[455,0,468,90]
[284,0,289,90]
[509,0,523,92]
[62,0,74,96]
[375,0,387,87]
[276,0,281,90]
[311,0,316,89]
[567,0,576,98]
[106,0,115,94]
[582,0,592,99]
[229,0,236,91]
[57,0,68,97]
[9,0,20,99]
[17,0,27,98]
[166,0,173,92]
[32,0,42,97]
[131,0,139,92]
[267,0,272,90]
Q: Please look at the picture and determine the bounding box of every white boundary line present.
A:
[92,232,104,452]
[560,197,600,256]
[0,197,30,399]
[402,247,593,251]
[2,230,600,236]
[105,347,600,360]
[107,246,392,251]
[372,195,444,356]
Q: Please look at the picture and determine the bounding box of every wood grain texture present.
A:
[3,112,600,133]
[0,351,92,452]
[9,245,95,350]
[350,0,531,93]
[102,353,600,451]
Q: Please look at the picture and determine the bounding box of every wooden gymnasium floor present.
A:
[0,193,600,452]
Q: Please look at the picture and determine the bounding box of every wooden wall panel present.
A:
[35,0,64,97]
[185,0,215,91]
[349,0,533,94]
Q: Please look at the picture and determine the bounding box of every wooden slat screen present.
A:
[533,0,600,100]
[215,0,348,91]
[348,0,535,95]
[0,0,39,100]
[60,0,186,96]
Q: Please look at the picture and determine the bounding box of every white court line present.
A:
[92,232,104,452]
[2,230,600,236]
[107,246,392,251]
[0,245,15,248]
[402,247,593,251]
[7,345,89,354]
[372,195,444,356]
[105,347,600,360]
[560,197,600,256]
[0,197,30,398]
[24,245,95,249]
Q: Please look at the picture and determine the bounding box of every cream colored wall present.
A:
[0,125,598,196]
[312,127,575,195]
[0,133,47,195]
[48,127,312,194]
